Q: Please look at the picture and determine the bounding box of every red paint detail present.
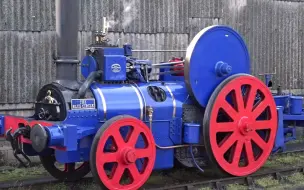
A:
[49,146,67,151]
[209,76,277,176]
[121,148,136,164]
[238,117,253,135]
[96,117,156,190]
[170,57,184,76]
[3,116,54,144]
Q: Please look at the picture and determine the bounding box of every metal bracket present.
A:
[6,127,32,167]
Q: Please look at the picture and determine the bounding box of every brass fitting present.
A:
[146,106,153,122]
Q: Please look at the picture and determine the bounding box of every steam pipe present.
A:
[77,71,102,99]
[152,60,185,66]
[55,0,79,83]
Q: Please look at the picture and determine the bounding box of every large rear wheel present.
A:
[203,74,278,176]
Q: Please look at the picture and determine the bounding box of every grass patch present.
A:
[255,176,280,187]
[262,152,304,169]
[0,165,48,182]
[226,184,248,190]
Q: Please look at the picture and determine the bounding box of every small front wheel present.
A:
[40,151,90,181]
[90,115,156,190]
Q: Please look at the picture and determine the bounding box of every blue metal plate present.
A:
[71,99,96,110]
[81,55,97,79]
[184,25,250,107]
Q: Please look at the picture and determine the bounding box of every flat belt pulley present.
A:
[184,25,250,107]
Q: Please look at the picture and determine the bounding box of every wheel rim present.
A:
[40,153,90,181]
[96,117,156,190]
[205,75,277,176]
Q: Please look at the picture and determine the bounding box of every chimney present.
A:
[55,0,79,87]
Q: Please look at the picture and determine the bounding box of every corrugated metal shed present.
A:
[1,0,304,111]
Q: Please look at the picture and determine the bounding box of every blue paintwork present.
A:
[81,55,98,79]
[274,96,289,108]
[289,96,303,115]
[271,94,304,153]
[38,80,189,168]
[0,115,4,136]
[123,44,133,56]
[273,107,285,152]
[265,74,272,86]
[183,123,200,144]
[104,55,126,81]
[187,25,250,107]
[215,61,232,77]
[159,67,185,81]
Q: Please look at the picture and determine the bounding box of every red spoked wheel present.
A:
[90,115,156,190]
[40,151,90,181]
[203,74,278,176]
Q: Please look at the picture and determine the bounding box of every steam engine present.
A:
[0,1,303,190]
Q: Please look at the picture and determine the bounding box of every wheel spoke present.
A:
[112,132,125,148]
[219,132,237,153]
[234,87,245,112]
[221,100,239,120]
[135,148,151,159]
[251,132,267,150]
[232,140,243,166]
[128,164,141,180]
[100,152,118,163]
[252,99,268,120]
[127,128,141,147]
[245,86,257,112]
[245,140,255,164]
[253,120,273,130]
[215,122,237,132]
[111,165,125,184]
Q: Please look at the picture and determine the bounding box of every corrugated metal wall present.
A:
[1,0,304,111]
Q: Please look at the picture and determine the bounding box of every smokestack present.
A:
[55,0,79,84]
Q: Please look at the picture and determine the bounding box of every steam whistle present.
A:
[94,17,110,45]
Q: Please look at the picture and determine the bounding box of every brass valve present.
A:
[146,106,153,122]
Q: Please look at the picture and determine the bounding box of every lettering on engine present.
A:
[71,99,96,110]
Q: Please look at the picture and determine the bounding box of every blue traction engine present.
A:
[0,6,303,190]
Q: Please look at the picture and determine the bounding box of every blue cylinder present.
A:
[183,123,200,144]
[289,96,303,115]
[45,126,64,146]
[273,95,289,111]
